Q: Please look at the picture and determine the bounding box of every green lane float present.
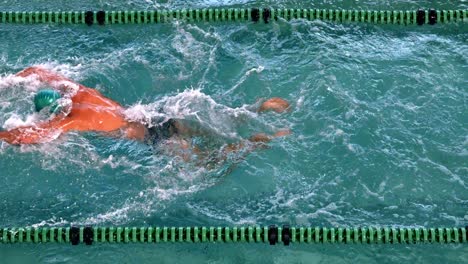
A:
[0,8,466,26]
[0,225,466,245]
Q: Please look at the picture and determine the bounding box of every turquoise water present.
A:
[0,0,467,263]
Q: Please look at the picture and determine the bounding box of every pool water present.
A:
[0,0,467,263]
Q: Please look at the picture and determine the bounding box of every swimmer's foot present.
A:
[258,97,290,113]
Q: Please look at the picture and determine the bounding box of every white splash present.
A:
[224,66,265,95]
[3,113,40,130]
[0,74,42,92]
[124,89,258,139]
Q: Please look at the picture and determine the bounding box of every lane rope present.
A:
[0,8,466,26]
[0,225,466,245]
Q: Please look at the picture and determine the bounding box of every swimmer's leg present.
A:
[249,130,292,143]
[172,119,217,138]
[221,129,291,158]
[172,120,193,136]
[165,136,203,162]
[257,97,290,113]
[188,130,291,169]
[171,97,290,138]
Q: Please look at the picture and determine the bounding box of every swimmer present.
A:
[0,67,290,150]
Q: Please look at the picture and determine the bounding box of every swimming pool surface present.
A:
[0,0,467,263]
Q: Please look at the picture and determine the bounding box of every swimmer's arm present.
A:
[0,127,58,145]
[0,118,73,145]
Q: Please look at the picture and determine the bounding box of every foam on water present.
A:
[224,66,265,95]
[124,88,267,140]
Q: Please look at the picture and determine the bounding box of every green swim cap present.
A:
[34,89,61,113]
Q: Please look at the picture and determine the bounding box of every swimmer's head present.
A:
[34,89,61,113]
